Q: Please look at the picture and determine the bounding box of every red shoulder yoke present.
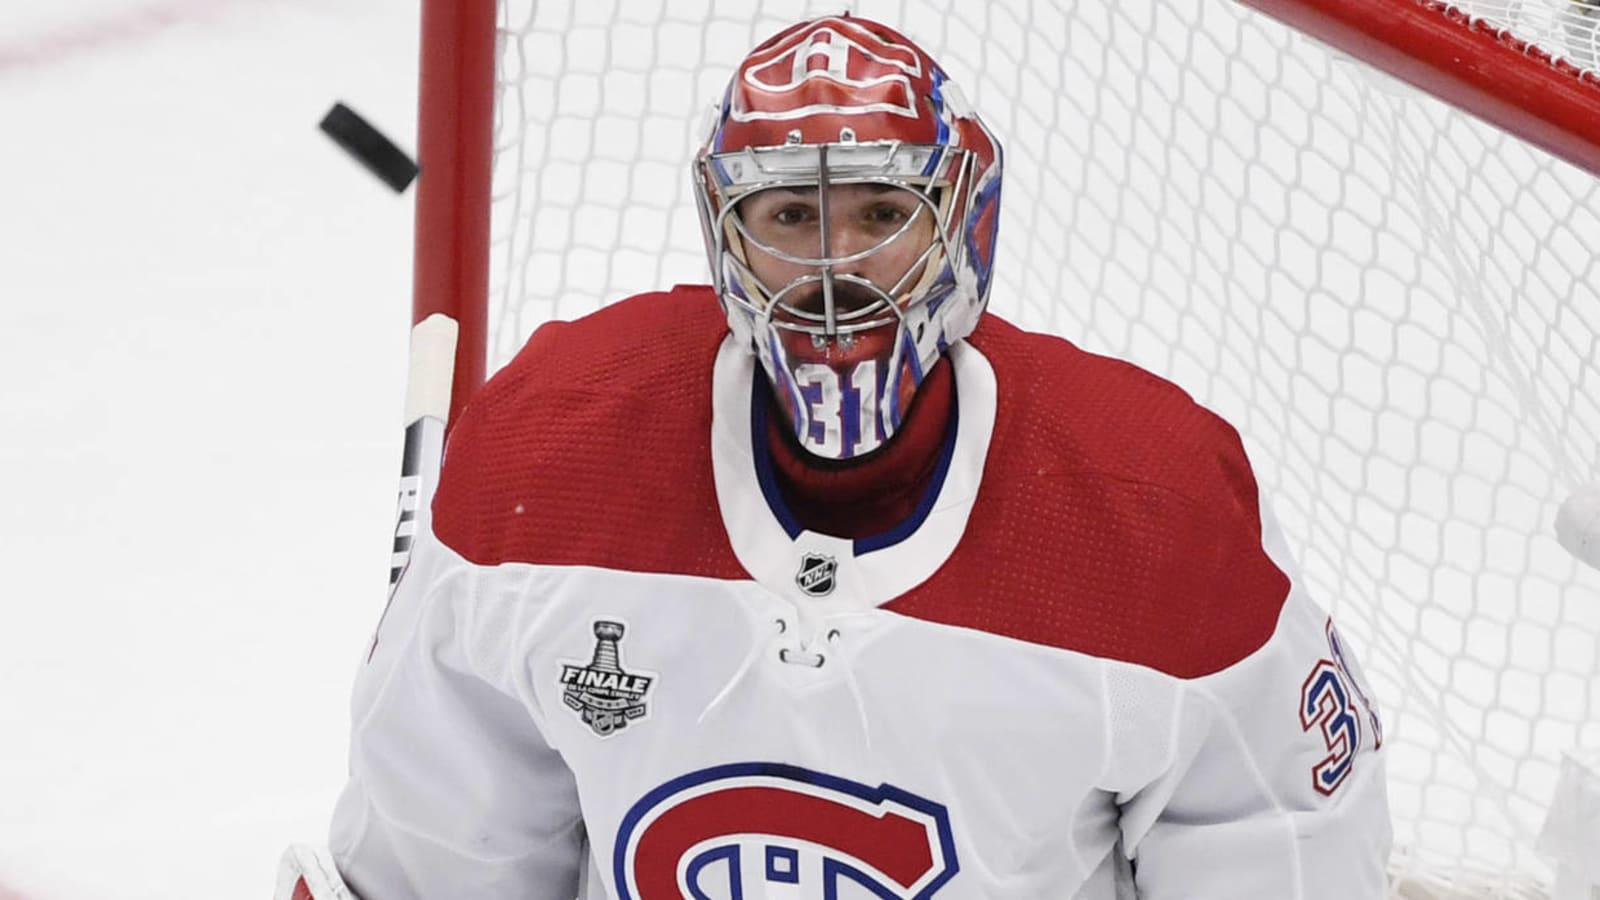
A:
[431,286,748,579]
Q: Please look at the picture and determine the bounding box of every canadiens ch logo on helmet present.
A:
[559,620,654,737]
[735,17,924,121]
[614,763,959,899]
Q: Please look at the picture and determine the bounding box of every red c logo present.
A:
[614,763,959,899]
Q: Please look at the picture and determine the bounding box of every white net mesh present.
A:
[1458,0,1600,69]
[483,0,1600,895]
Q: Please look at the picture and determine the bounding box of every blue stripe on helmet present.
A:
[928,71,951,147]
[713,90,732,153]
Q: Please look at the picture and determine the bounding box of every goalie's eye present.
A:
[772,204,818,227]
[864,202,914,232]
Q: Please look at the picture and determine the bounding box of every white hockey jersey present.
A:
[329,286,1391,899]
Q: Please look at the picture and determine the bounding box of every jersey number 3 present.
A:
[1300,660,1362,795]
[1299,619,1383,796]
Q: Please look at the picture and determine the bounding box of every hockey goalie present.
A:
[281,13,1391,899]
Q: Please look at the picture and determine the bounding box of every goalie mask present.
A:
[694,14,1002,461]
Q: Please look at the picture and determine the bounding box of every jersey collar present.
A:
[710,334,998,610]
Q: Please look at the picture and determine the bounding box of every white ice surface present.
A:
[1,2,419,897]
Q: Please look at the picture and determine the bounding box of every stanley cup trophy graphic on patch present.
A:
[560,620,654,737]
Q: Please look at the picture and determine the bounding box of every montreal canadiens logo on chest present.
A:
[614,763,959,899]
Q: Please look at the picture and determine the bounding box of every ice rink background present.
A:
[1,1,420,896]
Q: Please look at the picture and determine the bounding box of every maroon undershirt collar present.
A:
[763,360,956,540]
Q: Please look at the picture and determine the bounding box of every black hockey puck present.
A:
[319,102,419,193]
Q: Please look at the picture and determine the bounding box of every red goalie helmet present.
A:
[694,14,1003,460]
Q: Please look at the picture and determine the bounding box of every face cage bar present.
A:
[694,140,982,339]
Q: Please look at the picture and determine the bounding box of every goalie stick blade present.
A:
[319,101,419,193]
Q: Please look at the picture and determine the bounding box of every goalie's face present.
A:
[733,182,943,460]
[738,183,937,325]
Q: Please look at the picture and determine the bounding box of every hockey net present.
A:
[421,0,1600,895]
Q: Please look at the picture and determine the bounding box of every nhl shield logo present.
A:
[794,552,838,597]
[560,620,654,737]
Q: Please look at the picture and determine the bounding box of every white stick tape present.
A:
[404,313,460,425]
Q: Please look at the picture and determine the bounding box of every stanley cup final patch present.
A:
[560,620,655,737]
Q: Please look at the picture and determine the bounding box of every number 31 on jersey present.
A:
[795,360,884,458]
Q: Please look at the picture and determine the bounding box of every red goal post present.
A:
[412,0,495,428]
[410,0,1600,896]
